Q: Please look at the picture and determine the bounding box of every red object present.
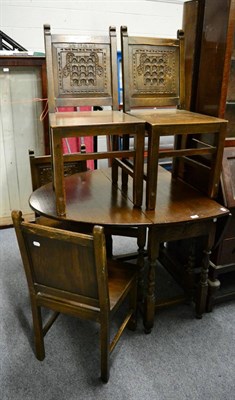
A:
[57,106,94,169]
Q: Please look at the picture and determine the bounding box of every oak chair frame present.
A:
[44,24,145,216]
[12,210,138,383]
[121,26,227,210]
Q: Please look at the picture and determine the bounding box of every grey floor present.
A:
[1,227,235,400]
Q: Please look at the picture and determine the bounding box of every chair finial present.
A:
[43,24,51,35]
[177,29,184,40]
[109,26,116,37]
[121,26,128,37]
[11,210,23,225]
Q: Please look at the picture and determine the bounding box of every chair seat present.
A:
[129,108,226,130]
[127,108,227,209]
[107,260,137,311]
[49,110,145,129]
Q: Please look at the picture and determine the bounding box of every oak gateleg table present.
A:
[29,166,229,333]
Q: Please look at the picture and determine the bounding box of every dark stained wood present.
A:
[183,0,235,130]
[12,209,138,383]
[168,0,235,312]
[226,51,235,101]
[207,147,235,308]
[182,0,202,111]
[196,0,233,117]
[30,169,150,226]
[29,167,229,332]
[221,147,235,207]
[224,103,235,137]
[161,147,235,312]
[182,0,199,110]
[29,167,227,226]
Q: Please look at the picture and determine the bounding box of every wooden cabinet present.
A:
[183,0,235,131]
[184,0,235,306]
[0,56,49,226]
[207,146,235,308]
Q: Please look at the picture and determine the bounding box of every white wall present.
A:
[0,0,184,53]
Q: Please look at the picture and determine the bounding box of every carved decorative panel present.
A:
[131,46,179,96]
[38,166,52,186]
[54,44,111,96]
[38,162,86,187]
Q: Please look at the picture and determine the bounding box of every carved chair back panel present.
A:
[29,153,87,191]
[52,43,112,99]
[121,27,185,110]
[129,45,179,99]
[44,25,119,110]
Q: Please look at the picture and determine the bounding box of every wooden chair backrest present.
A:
[121,26,185,111]
[29,151,87,191]
[12,210,109,311]
[44,24,119,112]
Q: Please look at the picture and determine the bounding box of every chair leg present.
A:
[31,297,45,361]
[127,280,138,331]
[111,135,119,185]
[196,247,210,319]
[137,226,147,303]
[100,320,110,383]
[121,134,130,188]
[105,233,113,258]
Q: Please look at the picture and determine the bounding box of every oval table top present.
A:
[29,168,151,227]
[29,167,229,228]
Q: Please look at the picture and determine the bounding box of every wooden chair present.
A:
[120,26,227,210]
[44,24,145,216]
[29,150,87,191]
[28,150,146,259]
[28,150,93,232]
[12,210,138,383]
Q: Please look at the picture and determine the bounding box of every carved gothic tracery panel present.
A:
[131,46,179,95]
[56,44,110,96]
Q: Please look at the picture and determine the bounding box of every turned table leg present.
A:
[196,227,216,318]
[143,226,158,333]
[136,226,147,303]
